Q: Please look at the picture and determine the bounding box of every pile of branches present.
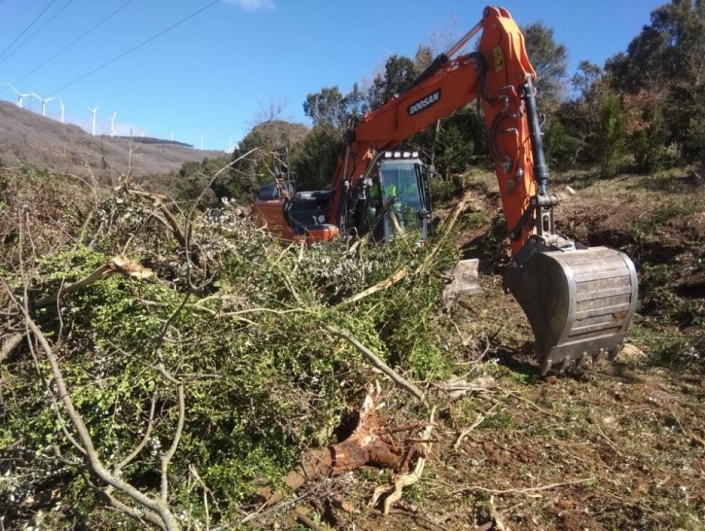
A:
[0,162,469,530]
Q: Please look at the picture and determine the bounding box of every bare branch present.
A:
[161,383,185,504]
[325,325,426,402]
[0,274,182,531]
[114,392,158,474]
[453,402,501,451]
[457,477,595,495]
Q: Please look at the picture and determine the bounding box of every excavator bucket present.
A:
[503,246,638,375]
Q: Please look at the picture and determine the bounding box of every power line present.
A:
[46,0,222,96]
[0,0,59,62]
[0,0,136,95]
[0,0,75,65]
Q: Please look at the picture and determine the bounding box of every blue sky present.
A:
[0,0,666,152]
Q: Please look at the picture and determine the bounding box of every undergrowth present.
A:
[0,165,461,529]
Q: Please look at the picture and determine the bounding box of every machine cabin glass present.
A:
[373,158,431,241]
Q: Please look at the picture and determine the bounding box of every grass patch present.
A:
[634,200,701,236]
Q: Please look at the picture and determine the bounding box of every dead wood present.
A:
[34,255,154,308]
[256,381,412,507]
[336,266,408,307]
[455,477,595,496]
[371,406,437,514]
[453,402,502,451]
[121,186,187,251]
[419,189,474,274]
[295,512,327,531]
[0,332,24,363]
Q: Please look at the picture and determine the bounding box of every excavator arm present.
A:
[327,6,639,375]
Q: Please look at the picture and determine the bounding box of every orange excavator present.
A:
[253,5,639,375]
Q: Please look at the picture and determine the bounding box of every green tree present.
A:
[298,83,368,190]
[291,126,344,190]
[413,44,434,72]
[515,22,572,167]
[410,106,489,178]
[548,61,611,166]
[521,22,569,110]
[596,94,627,177]
[341,82,369,119]
[367,55,419,110]
[303,86,346,129]
[606,0,705,166]
[623,89,671,172]
[175,155,231,206]
[211,120,309,201]
[303,84,368,132]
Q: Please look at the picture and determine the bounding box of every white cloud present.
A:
[226,0,275,11]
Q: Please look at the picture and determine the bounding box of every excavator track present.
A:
[503,246,638,375]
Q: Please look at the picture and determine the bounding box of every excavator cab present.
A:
[368,151,433,243]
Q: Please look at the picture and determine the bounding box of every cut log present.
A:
[256,381,412,505]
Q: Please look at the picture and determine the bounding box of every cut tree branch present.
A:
[35,255,154,308]
[161,383,185,504]
[0,274,181,531]
[455,477,595,495]
[453,402,501,451]
[325,325,425,402]
[337,267,408,307]
[122,188,187,250]
[0,332,24,363]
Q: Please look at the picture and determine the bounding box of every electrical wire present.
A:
[0,0,59,61]
[46,0,222,96]
[0,0,136,95]
[0,0,75,65]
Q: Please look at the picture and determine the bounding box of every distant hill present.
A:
[0,100,225,177]
[113,136,194,148]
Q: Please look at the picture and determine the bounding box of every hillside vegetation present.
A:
[0,100,224,179]
[0,160,703,531]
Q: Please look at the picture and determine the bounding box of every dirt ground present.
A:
[262,169,705,531]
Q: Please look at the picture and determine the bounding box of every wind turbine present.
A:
[31,93,56,117]
[140,128,146,138]
[170,129,176,142]
[58,97,66,124]
[9,85,32,108]
[110,112,117,137]
[87,105,99,136]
